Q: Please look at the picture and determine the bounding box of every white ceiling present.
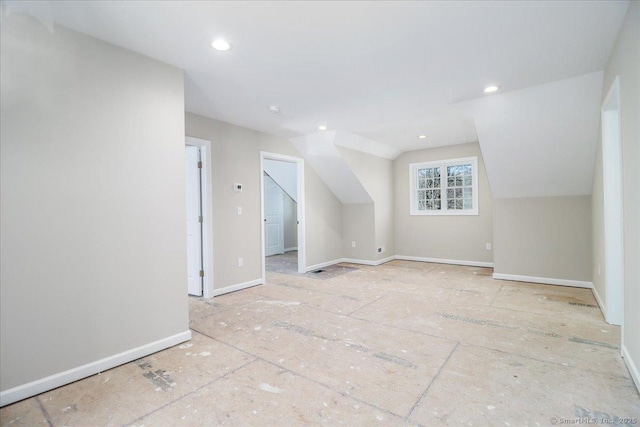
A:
[3,0,629,153]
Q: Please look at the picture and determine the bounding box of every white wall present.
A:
[394,142,493,264]
[0,13,189,403]
[593,0,640,389]
[264,159,297,202]
[185,112,343,288]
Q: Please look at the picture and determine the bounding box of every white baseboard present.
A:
[492,273,593,289]
[395,255,493,268]
[341,256,395,266]
[212,278,263,296]
[0,330,191,407]
[284,247,298,252]
[622,345,640,393]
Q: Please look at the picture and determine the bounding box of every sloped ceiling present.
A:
[290,132,372,204]
[455,72,603,199]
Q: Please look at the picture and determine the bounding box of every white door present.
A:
[264,174,284,256]
[185,146,203,296]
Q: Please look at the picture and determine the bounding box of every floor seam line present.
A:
[122,356,259,427]
[346,292,392,317]
[35,396,54,427]
[405,342,460,421]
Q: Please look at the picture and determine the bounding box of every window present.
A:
[410,156,478,215]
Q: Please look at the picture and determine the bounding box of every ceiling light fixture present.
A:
[484,85,500,93]
[417,135,427,139]
[211,39,231,51]
[318,125,328,131]
[269,105,280,114]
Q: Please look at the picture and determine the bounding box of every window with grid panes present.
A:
[409,157,478,216]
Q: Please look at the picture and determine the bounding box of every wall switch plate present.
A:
[238,258,243,267]
[486,243,492,250]
[233,183,242,192]
[237,206,242,215]
[351,241,356,248]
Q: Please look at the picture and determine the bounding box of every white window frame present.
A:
[409,156,479,216]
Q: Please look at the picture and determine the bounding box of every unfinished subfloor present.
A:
[2,260,639,426]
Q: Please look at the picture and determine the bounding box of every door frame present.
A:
[186,136,215,298]
[601,76,624,331]
[260,151,306,280]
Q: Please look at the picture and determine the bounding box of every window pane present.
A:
[418,169,427,178]
[463,188,472,198]
[455,199,463,209]
[455,188,463,198]
[433,167,441,178]
[464,176,472,186]
[434,189,441,200]
[418,178,426,189]
[455,176,463,186]
[418,200,426,210]
[435,200,441,210]
[418,190,426,201]
[447,199,455,209]
[447,177,455,187]
[463,165,472,176]
[463,198,473,209]
[447,188,454,199]
[434,177,440,188]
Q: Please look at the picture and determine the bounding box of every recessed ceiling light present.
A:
[417,135,427,139]
[211,39,231,51]
[318,125,328,131]
[484,85,500,93]
[269,105,280,114]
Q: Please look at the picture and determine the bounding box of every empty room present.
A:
[1,1,639,426]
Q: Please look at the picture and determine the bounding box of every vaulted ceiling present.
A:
[3,0,630,197]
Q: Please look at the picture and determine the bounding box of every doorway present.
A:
[601,77,623,328]
[260,152,305,279]
[185,136,214,298]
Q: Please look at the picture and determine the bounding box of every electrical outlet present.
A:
[238,258,243,267]
[233,183,242,192]
[378,245,385,254]
[486,243,492,250]
[237,206,242,215]
[351,241,356,248]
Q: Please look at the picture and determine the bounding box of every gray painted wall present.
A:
[493,196,592,281]
[338,147,395,261]
[394,142,493,263]
[1,14,188,392]
[284,193,298,250]
[185,112,343,286]
[593,0,640,385]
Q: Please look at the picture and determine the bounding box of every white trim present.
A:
[212,278,263,297]
[186,136,215,299]
[492,273,593,289]
[622,345,640,393]
[0,330,191,407]
[260,152,306,277]
[601,76,624,327]
[305,258,344,272]
[409,156,479,216]
[284,247,298,252]
[592,286,607,320]
[396,255,493,268]
[341,256,395,266]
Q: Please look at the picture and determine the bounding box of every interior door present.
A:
[264,174,285,256]
[185,145,203,296]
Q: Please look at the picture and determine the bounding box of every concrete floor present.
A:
[2,259,639,426]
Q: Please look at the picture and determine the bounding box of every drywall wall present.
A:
[493,196,592,282]
[338,147,395,261]
[598,0,640,388]
[185,112,343,288]
[284,194,297,251]
[264,159,297,202]
[0,13,189,402]
[394,142,493,264]
[342,203,376,260]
